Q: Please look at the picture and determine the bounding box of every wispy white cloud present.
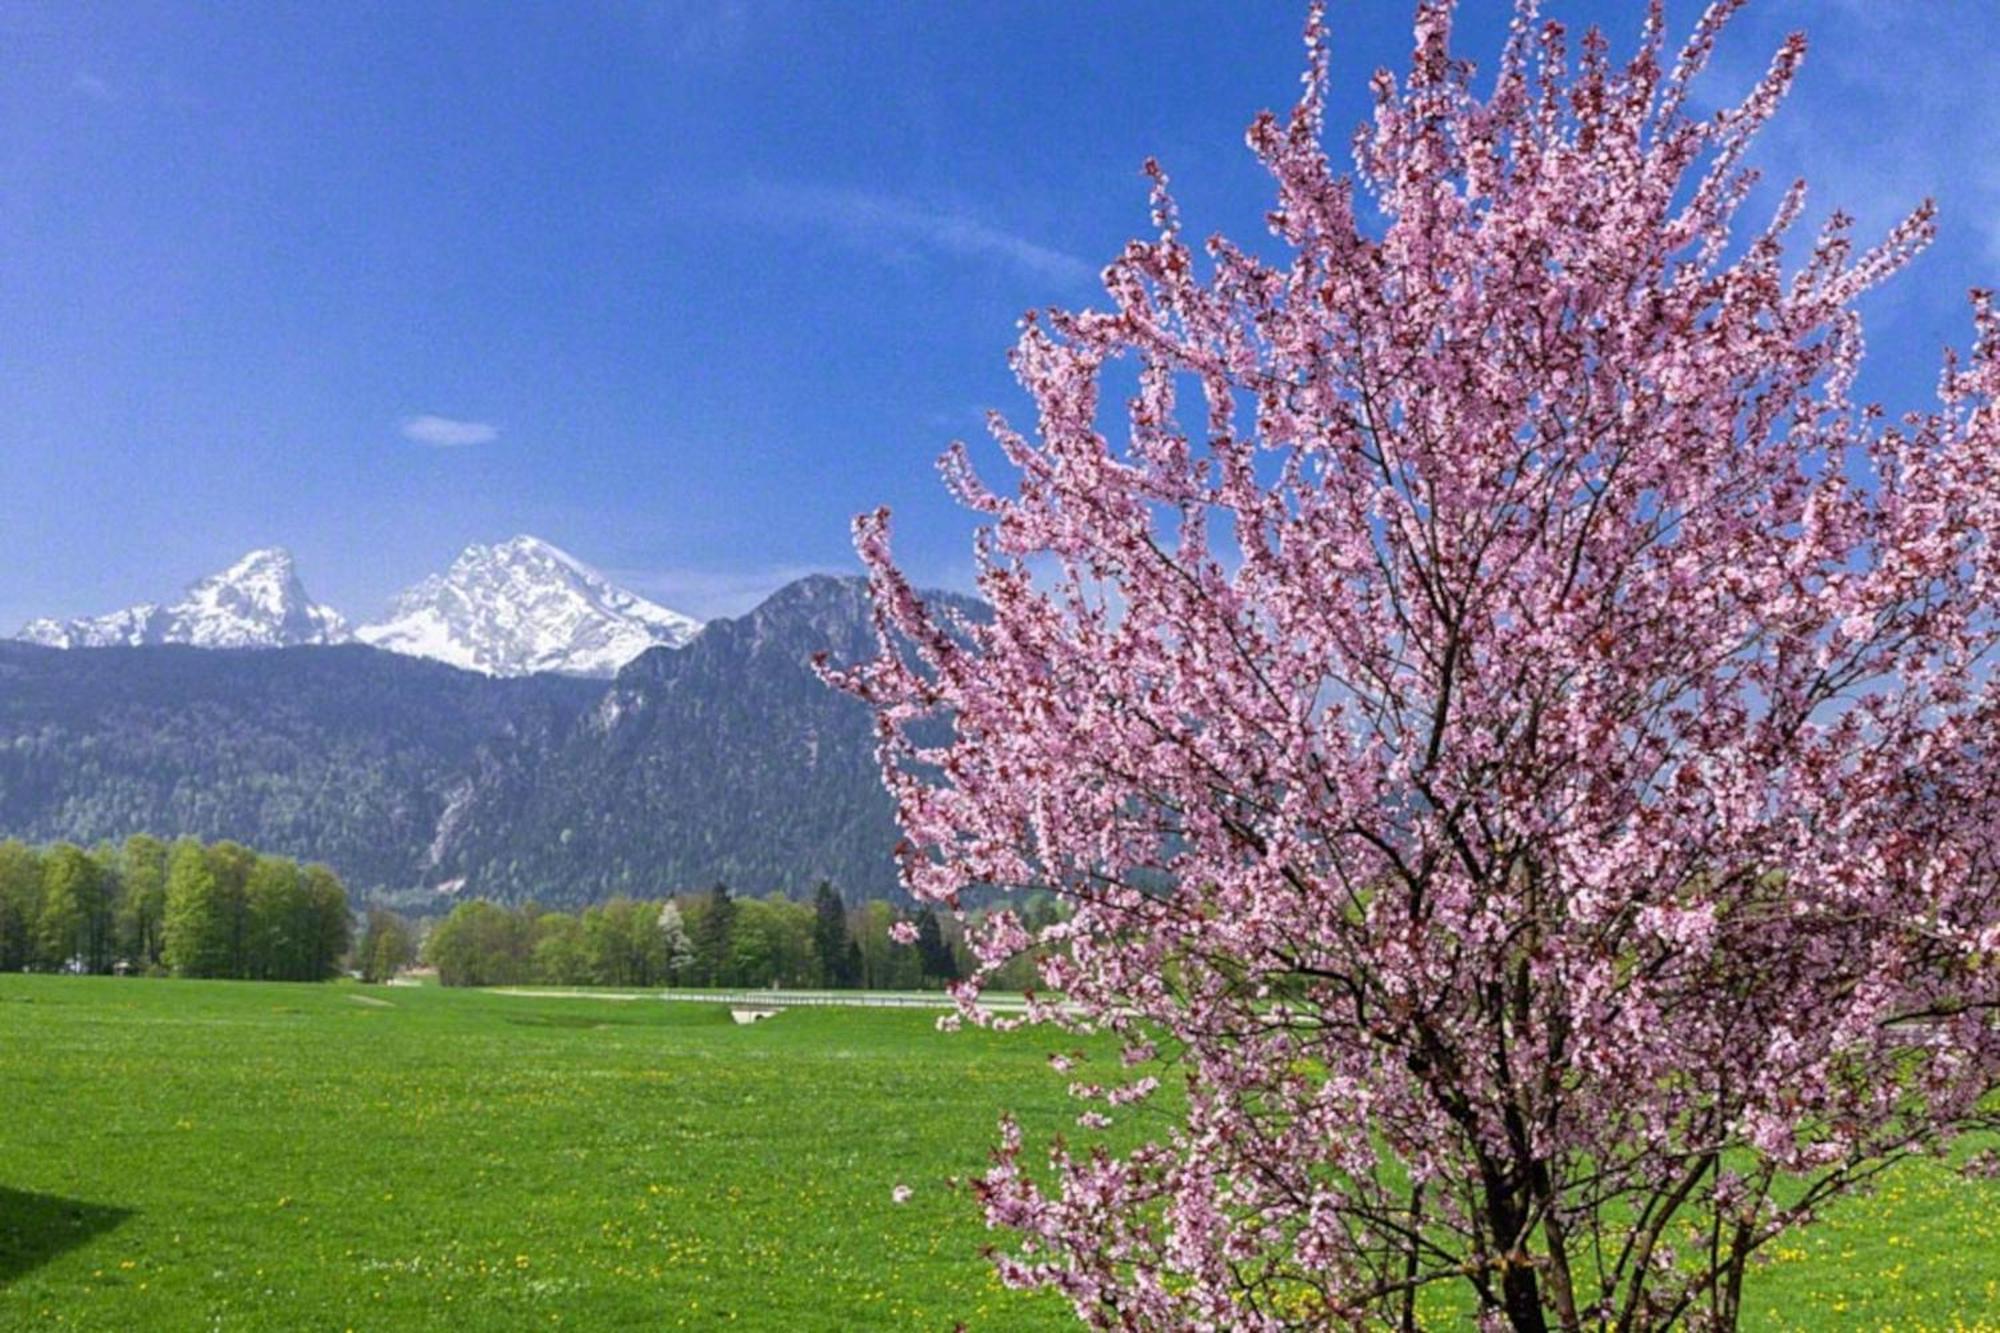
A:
[70,71,113,102]
[1709,7,2000,272]
[664,0,750,61]
[612,0,761,64]
[400,414,499,448]
[725,180,1097,287]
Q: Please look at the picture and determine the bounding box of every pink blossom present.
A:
[825,2,2000,1326]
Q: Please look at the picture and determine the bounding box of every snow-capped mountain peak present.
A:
[17,547,351,650]
[355,535,701,677]
[175,548,352,648]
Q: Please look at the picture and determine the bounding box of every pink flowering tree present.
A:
[827,3,2000,1328]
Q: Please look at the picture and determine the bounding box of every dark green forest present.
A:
[0,641,591,894]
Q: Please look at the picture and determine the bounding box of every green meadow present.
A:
[2,975,1996,1330]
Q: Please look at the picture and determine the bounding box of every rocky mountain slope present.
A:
[418,574,936,901]
[356,535,702,678]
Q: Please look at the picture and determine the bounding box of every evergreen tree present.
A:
[915,908,958,985]
[692,883,736,986]
[811,881,853,988]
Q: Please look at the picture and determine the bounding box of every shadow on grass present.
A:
[0,1188,132,1285]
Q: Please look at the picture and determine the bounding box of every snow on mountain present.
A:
[355,535,701,678]
[18,604,164,649]
[18,536,699,678]
[17,548,351,650]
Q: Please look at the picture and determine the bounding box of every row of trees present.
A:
[1,838,1050,991]
[414,883,984,990]
[0,836,351,980]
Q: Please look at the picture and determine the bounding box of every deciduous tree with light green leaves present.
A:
[163,839,233,978]
[0,841,45,972]
[359,906,417,983]
[38,843,110,973]
[117,834,169,970]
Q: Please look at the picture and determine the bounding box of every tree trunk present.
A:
[1501,1261,1549,1333]
[1484,1188,1548,1333]
[1400,1183,1424,1333]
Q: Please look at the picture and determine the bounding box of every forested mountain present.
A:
[0,642,594,894]
[0,576,955,907]
[421,574,961,903]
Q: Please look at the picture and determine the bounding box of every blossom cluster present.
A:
[828,2,1999,1326]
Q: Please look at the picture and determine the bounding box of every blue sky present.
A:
[2,2,1995,626]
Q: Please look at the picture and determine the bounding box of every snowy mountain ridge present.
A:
[356,535,702,678]
[16,536,701,677]
[18,548,351,650]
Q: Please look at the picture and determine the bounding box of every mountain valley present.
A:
[0,572,935,906]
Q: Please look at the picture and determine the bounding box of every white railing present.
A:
[663,987,1034,1012]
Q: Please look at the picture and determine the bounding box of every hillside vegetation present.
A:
[0,576,966,906]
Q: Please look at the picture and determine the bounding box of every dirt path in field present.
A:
[486,987,1037,1012]
[490,988,647,1001]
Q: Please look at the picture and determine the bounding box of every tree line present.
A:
[410,882,994,990]
[0,839,1053,993]
[0,836,350,981]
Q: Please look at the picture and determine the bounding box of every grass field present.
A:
[2,975,1997,1330]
